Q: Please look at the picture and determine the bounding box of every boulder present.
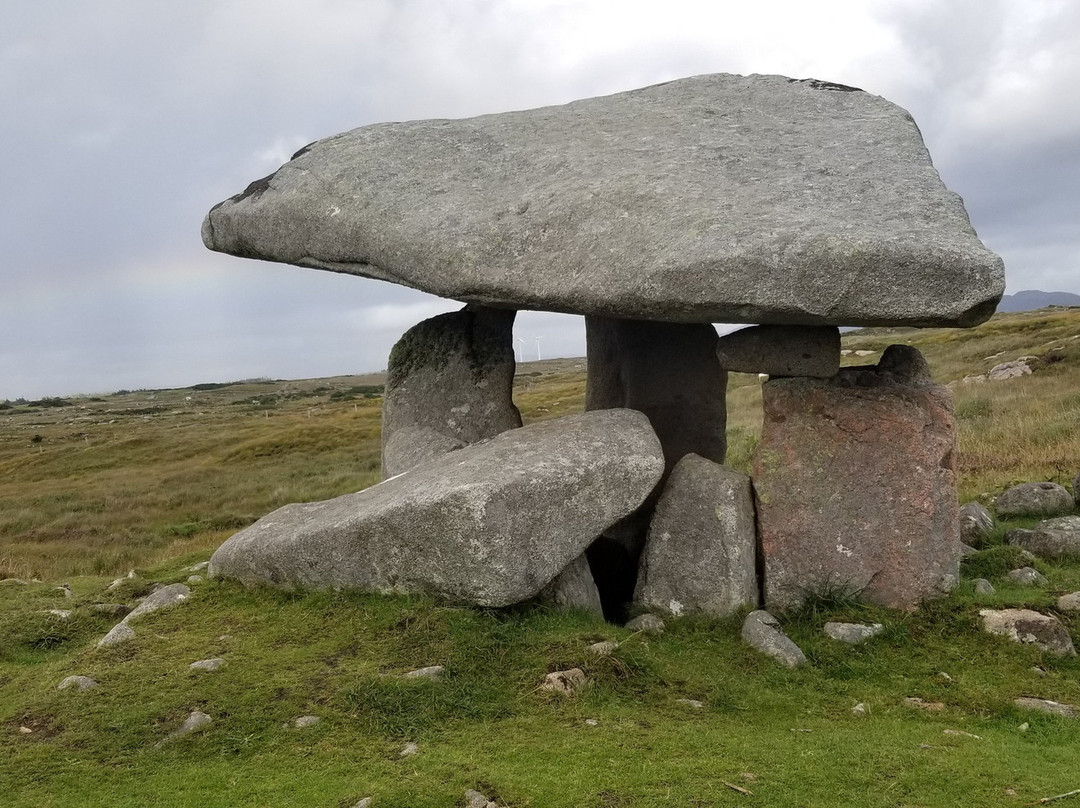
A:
[209,409,664,607]
[535,553,604,618]
[1005,567,1048,586]
[634,454,758,617]
[979,608,1075,656]
[97,622,135,649]
[1007,516,1080,559]
[741,610,806,667]
[381,305,521,478]
[203,74,1003,328]
[753,345,959,610]
[994,482,1073,518]
[124,583,190,623]
[715,325,840,377]
[958,502,994,547]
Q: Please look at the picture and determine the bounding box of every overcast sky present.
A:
[2,0,1078,399]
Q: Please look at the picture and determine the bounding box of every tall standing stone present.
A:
[382,305,521,478]
[753,345,959,610]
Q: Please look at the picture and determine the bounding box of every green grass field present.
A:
[2,309,1080,806]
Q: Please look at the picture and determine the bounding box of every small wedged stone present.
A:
[715,325,840,377]
[625,613,665,635]
[1014,697,1076,718]
[123,583,190,623]
[57,675,98,691]
[189,658,225,672]
[980,608,1075,656]
[540,668,587,696]
[1008,516,1080,560]
[535,553,603,618]
[1006,567,1048,587]
[741,610,806,668]
[959,502,994,547]
[994,482,1073,518]
[97,622,135,649]
[824,622,884,644]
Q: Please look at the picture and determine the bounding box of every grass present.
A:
[2,308,1080,805]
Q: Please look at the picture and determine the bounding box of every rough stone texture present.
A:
[123,583,190,623]
[465,790,499,808]
[588,641,619,656]
[715,325,840,377]
[97,622,135,649]
[189,658,225,672]
[753,345,959,610]
[1058,592,1080,611]
[210,409,664,607]
[988,361,1032,381]
[352,800,373,808]
[294,715,321,728]
[974,578,995,595]
[57,675,98,691]
[1008,516,1080,560]
[540,668,587,696]
[979,608,1076,656]
[959,502,995,548]
[403,666,444,680]
[625,613,665,635]
[171,711,212,739]
[585,317,727,474]
[204,73,1003,328]
[535,553,604,617]
[994,482,1074,518]
[959,543,978,558]
[741,610,806,667]
[399,742,419,757]
[1014,697,1077,718]
[381,305,521,479]
[824,622,884,644]
[634,454,757,617]
[1006,567,1048,587]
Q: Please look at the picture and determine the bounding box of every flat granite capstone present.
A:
[203,73,1003,327]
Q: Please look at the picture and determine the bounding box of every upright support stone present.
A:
[753,345,959,611]
[382,305,521,478]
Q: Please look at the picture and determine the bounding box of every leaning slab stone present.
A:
[204,74,1003,328]
[123,583,190,623]
[753,345,959,610]
[979,609,1076,656]
[57,675,98,691]
[959,502,994,548]
[994,482,1073,518]
[715,325,840,377]
[210,409,664,607]
[634,454,757,617]
[535,553,604,618]
[97,622,135,649]
[742,610,806,668]
[824,622,884,644]
[585,317,726,472]
[381,305,521,478]
[1008,516,1080,560]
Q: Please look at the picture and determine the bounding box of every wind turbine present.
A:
[535,335,545,361]
[514,336,526,363]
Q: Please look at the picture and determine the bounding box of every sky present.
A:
[2,0,1078,399]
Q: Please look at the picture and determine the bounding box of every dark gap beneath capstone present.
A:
[585,536,638,624]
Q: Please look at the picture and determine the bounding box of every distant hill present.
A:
[997,289,1080,312]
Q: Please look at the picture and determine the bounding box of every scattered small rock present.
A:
[57,675,98,691]
[824,622,884,644]
[625,613,665,635]
[987,360,1031,381]
[942,729,981,739]
[1031,667,1048,677]
[588,640,619,656]
[1018,723,1029,732]
[97,622,135,649]
[741,610,806,667]
[0,578,29,586]
[959,502,995,546]
[980,608,1076,656]
[851,703,867,716]
[959,543,978,558]
[185,562,210,573]
[105,572,136,593]
[973,578,995,595]
[934,671,954,684]
[584,718,599,726]
[189,658,225,672]
[123,583,190,623]
[465,789,499,808]
[1058,592,1080,611]
[187,575,203,584]
[540,668,587,696]
[994,481,1073,518]
[161,710,212,744]
[1014,697,1077,718]
[45,609,72,619]
[403,665,444,680]
[676,698,704,709]
[399,741,419,757]
[1005,787,1019,797]
[293,715,321,728]
[18,726,33,734]
[54,584,73,598]
[1006,567,1048,586]
[351,800,372,808]
[1009,516,1080,560]
[903,697,945,712]
[90,603,131,618]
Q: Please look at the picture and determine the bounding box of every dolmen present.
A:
[204,73,1004,620]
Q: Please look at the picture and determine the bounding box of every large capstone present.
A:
[382,304,521,478]
[203,73,1003,328]
[209,409,664,607]
[753,345,959,611]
